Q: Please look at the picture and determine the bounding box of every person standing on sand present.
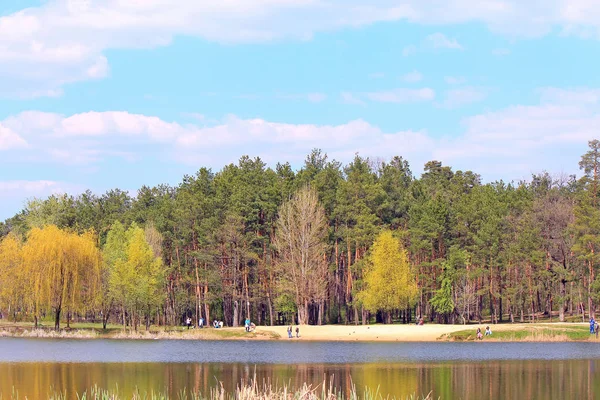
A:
[590,317,596,334]
[295,326,300,338]
[287,326,292,338]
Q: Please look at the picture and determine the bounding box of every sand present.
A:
[256,322,588,342]
[257,324,467,342]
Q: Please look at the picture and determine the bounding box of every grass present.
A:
[443,324,594,342]
[7,380,436,400]
[0,320,280,341]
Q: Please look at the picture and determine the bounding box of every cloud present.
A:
[402,45,417,57]
[261,93,329,103]
[366,88,435,103]
[445,76,466,85]
[0,124,28,150]
[425,33,463,50]
[1,87,599,187]
[0,180,86,219]
[400,70,423,83]
[538,87,600,104]
[492,48,511,56]
[369,72,385,79]
[433,91,600,178]
[2,1,599,97]
[440,87,488,108]
[0,180,66,198]
[340,92,366,106]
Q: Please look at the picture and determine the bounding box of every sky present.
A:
[1,0,600,219]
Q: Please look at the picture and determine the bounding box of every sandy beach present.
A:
[259,324,469,341]
[257,322,590,342]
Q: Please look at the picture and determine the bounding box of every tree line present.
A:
[2,142,600,328]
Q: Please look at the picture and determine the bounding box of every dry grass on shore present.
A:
[0,320,594,342]
[38,380,436,400]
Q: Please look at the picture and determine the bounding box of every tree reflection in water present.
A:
[0,361,598,400]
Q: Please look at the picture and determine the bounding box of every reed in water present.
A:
[14,379,436,400]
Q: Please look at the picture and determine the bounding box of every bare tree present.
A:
[274,186,328,325]
[455,274,477,325]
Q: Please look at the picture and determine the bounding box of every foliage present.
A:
[359,230,417,317]
[2,144,600,328]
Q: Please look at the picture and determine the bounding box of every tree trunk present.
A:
[103,311,109,330]
[54,308,61,331]
[318,301,323,326]
[267,294,274,326]
[559,279,566,322]
[233,300,239,327]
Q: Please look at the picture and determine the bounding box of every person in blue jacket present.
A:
[590,317,596,334]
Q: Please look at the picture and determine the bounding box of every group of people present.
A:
[183,316,256,330]
[244,318,256,332]
[476,326,493,340]
[287,325,300,338]
[213,320,224,328]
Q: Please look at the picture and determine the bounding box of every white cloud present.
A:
[366,88,435,103]
[539,87,600,104]
[402,45,417,57]
[2,1,599,97]
[0,180,65,198]
[1,87,599,186]
[274,93,328,103]
[340,92,366,106]
[400,70,423,83]
[369,72,385,79]
[0,124,28,150]
[0,180,87,219]
[433,91,600,178]
[445,76,466,85]
[492,48,511,56]
[425,33,463,50]
[440,87,488,108]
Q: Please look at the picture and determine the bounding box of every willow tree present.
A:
[0,234,25,320]
[359,230,417,323]
[22,226,101,330]
[274,186,328,325]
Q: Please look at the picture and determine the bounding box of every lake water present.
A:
[0,338,599,399]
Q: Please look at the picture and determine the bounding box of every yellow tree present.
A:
[359,230,417,323]
[0,234,25,320]
[22,226,101,330]
[109,224,164,331]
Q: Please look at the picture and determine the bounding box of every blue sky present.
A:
[1,0,600,219]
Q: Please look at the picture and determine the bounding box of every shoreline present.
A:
[0,322,595,342]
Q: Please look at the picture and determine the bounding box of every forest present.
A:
[1,140,600,329]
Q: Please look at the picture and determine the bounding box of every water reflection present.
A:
[1,361,599,399]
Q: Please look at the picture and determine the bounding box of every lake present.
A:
[0,338,599,399]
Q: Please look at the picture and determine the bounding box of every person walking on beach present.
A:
[295,326,300,338]
[186,317,192,329]
[590,317,596,334]
[287,325,292,339]
[244,317,251,332]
